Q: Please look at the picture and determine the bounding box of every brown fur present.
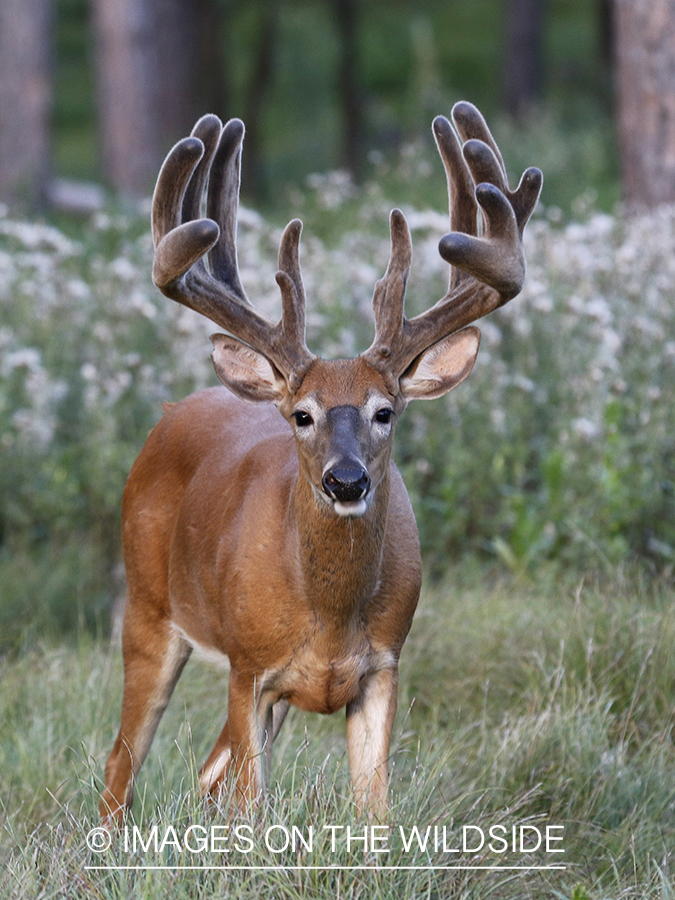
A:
[100,102,541,824]
[101,379,421,822]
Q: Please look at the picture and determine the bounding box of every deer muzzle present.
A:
[321,406,372,516]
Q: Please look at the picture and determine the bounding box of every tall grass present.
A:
[1,575,673,898]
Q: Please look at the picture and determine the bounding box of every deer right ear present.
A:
[211,333,287,404]
[399,327,480,401]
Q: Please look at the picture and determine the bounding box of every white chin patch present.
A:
[333,499,367,518]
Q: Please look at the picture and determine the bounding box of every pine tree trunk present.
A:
[91,0,198,196]
[503,0,546,120]
[334,0,364,179]
[0,0,52,209]
[240,1,278,200]
[614,0,675,208]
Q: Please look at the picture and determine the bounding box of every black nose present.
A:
[322,466,371,502]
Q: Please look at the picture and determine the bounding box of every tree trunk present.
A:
[0,0,52,209]
[503,0,546,120]
[194,0,229,120]
[333,0,364,179]
[240,1,278,200]
[614,0,675,208]
[91,0,199,196]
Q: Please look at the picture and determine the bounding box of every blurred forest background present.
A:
[1,0,675,647]
[1,0,674,214]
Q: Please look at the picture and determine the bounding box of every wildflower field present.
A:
[1,177,674,641]
[1,156,675,897]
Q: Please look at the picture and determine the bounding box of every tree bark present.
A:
[194,0,229,120]
[614,0,675,208]
[333,0,364,179]
[503,0,546,120]
[91,0,199,196]
[240,1,278,199]
[0,0,52,209]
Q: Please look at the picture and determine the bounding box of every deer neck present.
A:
[291,472,390,620]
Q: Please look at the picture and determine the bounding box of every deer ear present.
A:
[211,333,287,404]
[399,327,480,400]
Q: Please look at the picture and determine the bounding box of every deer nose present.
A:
[322,466,371,503]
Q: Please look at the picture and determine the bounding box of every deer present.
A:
[99,102,542,824]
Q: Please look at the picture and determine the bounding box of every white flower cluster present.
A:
[0,185,673,567]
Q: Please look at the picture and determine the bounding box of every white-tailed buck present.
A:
[100,103,542,823]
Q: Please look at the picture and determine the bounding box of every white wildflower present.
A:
[572,418,600,441]
[109,257,139,281]
[66,279,91,300]
[511,375,536,393]
[2,347,42,375]
[480,321,502,347]
[93,323,114,343]
[129,289,157,319]
[11,408,55,450]
[632,316,665,340]
[586,297,613,326]
[238,206,264,230]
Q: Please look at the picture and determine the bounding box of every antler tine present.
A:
[181,115,223,234]
[451,101,507,182]
[152,123,220,288]
[365,209,412,374]
[448,101,544,233]
[437,102,542,297]
[277,219,307,343]
[273,219,316,388]
[278,218,305,306]
[432,113,477,291]
[205,118,248,300]
[151,116,314,383]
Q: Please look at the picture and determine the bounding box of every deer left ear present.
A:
[211,333,287,404]
[399,327,480,400]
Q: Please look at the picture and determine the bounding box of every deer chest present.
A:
[266,642,395,716]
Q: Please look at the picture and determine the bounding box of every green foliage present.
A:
[394,206,675,577]
[570,887,591,900]
[0,212,214,649]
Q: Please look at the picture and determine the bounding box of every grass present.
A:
[1,570,674,898]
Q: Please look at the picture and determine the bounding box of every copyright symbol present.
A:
[86,826,112,852]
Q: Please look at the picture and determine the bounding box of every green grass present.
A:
[2,571,674,898]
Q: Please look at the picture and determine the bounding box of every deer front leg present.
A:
[200,669,278,808]
[346,666,398,819]
[198,719,232,796]
[100,620,191,824]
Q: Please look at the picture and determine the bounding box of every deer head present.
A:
[151,104,542,519]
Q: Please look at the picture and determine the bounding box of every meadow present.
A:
[1,138,674,897]
[2,573,674,898]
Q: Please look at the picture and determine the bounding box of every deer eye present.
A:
[375,408,393,425]
[292,410,314,428]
